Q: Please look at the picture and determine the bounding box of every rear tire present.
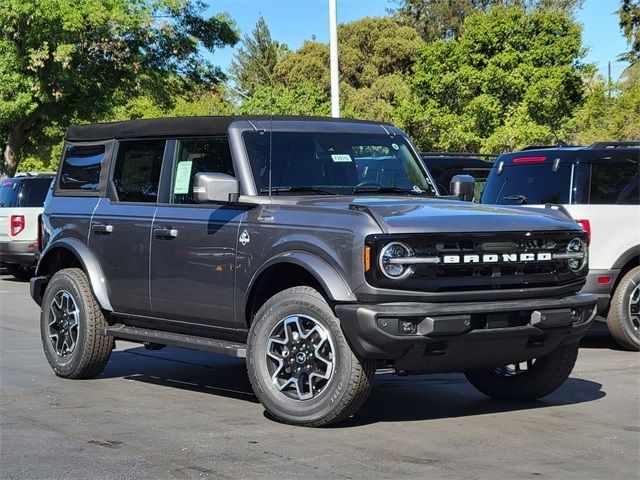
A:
[40,268,114,379]
[465,344,579,400]
[606,266,640,351]
[247,286,375,427]
[6,263,33,281]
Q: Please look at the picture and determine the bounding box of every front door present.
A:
[88,139,166,315]
[150,137,245,330]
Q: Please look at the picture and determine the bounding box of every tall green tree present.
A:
[391,0,583,41]
[0,0,238,178]
[273,17,422,123]
[229,16,288,96]
[407,5,586,152]
[619,0,640,63]
[569,65,640,143]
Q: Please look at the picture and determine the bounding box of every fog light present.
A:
[570,308,581,323]
[400,320,415,334]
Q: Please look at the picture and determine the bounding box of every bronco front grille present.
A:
[366,231,587,293]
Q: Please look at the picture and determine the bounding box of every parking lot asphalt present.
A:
[1,271,638,480]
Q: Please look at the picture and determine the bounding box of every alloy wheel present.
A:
[266,314,335,401]
[48,290,80,358]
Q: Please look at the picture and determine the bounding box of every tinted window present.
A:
[112,140,165,203]
[428,165,491,200]
[481,163,572,205]
[19,179,53,207]
[60,145,104,190]
[590,160,639,204]
[244,132,437,195]
[170,137,234,204]
[0,181,20,207]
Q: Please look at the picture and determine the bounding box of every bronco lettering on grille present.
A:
[442,252,553,264]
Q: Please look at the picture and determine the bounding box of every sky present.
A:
[205,0,630,81]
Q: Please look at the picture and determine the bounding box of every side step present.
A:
[100,324,246,358]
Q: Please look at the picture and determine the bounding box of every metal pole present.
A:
[329,0,340,117]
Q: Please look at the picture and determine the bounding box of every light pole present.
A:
[329,0,340,117]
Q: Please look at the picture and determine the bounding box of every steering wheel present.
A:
[355,181,382,189]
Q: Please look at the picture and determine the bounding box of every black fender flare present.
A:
[612,245,640,270]
[244,250,357,311]
[36,237,113,311]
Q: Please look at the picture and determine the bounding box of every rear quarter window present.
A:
[59,145,105,191]
[589,160,639,205]
[19,180,53,207]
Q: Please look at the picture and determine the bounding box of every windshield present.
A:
[244,132,438,196]
[481,164,572,205]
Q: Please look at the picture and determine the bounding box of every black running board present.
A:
[100,324,247,358]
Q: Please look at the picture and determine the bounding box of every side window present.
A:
[18,181,51,207]
[60,145,105,190]
[590,160,639,205]
[112,140,165,203]
[170,137,234,204]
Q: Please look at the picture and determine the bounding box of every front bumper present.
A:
[336,293,597,374]
[581,269,620,317]
[0,240,36,266]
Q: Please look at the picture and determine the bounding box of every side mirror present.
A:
[450,174,475,202]
[194,172,239,203]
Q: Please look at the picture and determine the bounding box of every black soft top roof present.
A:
[65,115,393,142]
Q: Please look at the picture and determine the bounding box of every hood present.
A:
[285,196,580,234]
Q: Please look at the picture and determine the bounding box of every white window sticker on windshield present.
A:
[391,143,399,151]
[331,154,352,163]
[173,161,193,194]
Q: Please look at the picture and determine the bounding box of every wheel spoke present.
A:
[265,314,335,401]
[48,290,81,358]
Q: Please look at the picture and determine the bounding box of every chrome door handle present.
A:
[154,227,178,238]
[92,223,113,234]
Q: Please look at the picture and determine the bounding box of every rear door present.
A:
[150,136,246,330]
[89,139,166,315]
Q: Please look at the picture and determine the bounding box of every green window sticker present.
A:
[173,160,193,194]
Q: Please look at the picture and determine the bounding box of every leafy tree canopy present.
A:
[619,0,640,63]
[0,0,238,177]
[391,0,583,41]
[276,17,423,92]
[407,5,586,152]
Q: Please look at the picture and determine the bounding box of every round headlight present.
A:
[567,237,587,271]
[379,242,414,280]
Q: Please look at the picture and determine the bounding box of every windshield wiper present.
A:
[503,194,528,204]
[352,185,419,195]
[259,186,339,196]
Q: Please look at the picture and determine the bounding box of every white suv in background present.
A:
[0,174,54,280]
[482,142,640,350]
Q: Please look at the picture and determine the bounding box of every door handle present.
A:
[154,227,179,239]
[92,223,113,234]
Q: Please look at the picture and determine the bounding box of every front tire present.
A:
[247,286,375,427]
[465,344,579,401]
[40,268,114,379]
[606,266,640,351]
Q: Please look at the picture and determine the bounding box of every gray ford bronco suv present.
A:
[31,116,597,426]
